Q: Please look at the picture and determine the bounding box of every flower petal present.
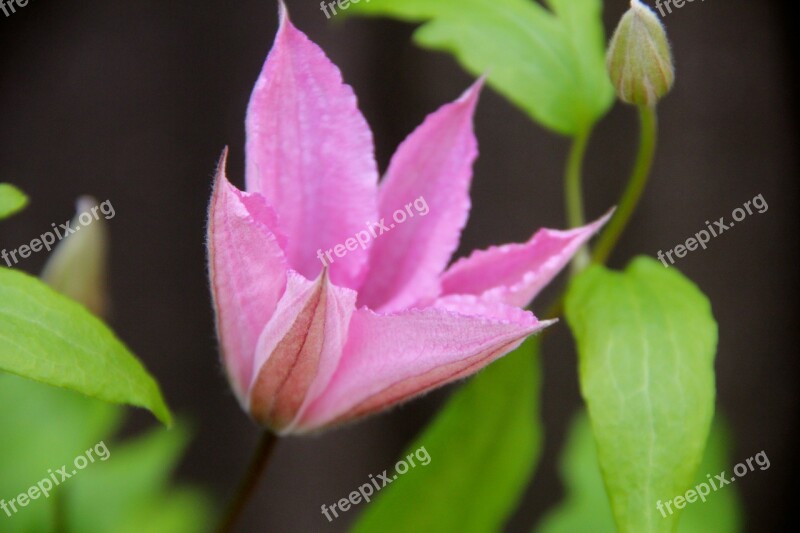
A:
[294,300,551,432]
[208,149,289,404]
[357,81,483,313]
[248,270,356,432]
[440,211,612,308]
[245,5,379,290]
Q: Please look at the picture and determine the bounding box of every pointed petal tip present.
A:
[597,206,616,225]
[537,318,559,330]
[456,78,485,110]
[210,150,242,205]
[277,0,289,24]
[211,147,230,191]
[272,1,295,49]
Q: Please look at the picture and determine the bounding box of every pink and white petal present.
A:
[294,301,552,432]
[440,211,612,308]
[248,270,356,432]
[357,81,483,313]
[245,5,378,290]
[208,150,289,404]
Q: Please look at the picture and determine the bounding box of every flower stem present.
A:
[564,127,593,271]
[591,105,658,265]
[217,431,278,533]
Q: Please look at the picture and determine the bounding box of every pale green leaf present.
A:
[348,0,614,135]
[536,412,742,533]
[0,267,171,425]
[0,183,28,220]
[565,257,718,532]
[678,417,743,532]
[351,338,543,532]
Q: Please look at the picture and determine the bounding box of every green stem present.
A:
[217,432,278,533]
[591,105,658,265]
[565,127,593,271]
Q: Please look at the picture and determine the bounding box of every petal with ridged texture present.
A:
[295,299,552,432]
[440,211,612,308]
[245,5,378,290]
[357,81,482,312]
[248,270,356,432]
[208,150,289,403]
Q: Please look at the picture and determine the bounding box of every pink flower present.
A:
[207,6,608,435]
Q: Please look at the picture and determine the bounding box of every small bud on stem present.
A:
[607,0,674,106]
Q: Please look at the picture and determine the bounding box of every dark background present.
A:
[1,0,797,531]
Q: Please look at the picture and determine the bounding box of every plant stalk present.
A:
[591,105,658,265]
[217,431,278,533]
[565,127,593,272]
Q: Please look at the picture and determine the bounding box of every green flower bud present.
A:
[607,0,674,106]
[41,196,110,317]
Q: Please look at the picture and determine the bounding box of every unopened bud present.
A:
[607,0,674,106]
[41,196,110,317]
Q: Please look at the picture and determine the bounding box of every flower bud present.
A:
[41,196,110,317]
[607,0,674,106]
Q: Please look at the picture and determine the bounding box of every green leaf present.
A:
[536,412,742,533]
[0,183,28,220]
[348,0,614,135]
[65,424,213,533]
[0,373,123,532]
[0,374,209,533]
[535,411,615,533]
[564,257,718,532]
[677,419,743,533]
[0,267,172,425]
[351,338,543,532]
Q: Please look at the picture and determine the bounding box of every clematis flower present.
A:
[207,5,609,435]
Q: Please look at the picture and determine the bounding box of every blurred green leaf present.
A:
[65,423,213,533]
[565,257,718,532]
[0,374,123,532]
[679,418,743,533]
[348,0,614,135]
[535,411,615,533]
[536,412,742,533]
[0,183,28,220]
[0,267,171,425]
[351,338,543,533]
[0,375,209,533]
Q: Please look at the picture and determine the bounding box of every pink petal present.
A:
[357,81,483,313]
[245,5,379,290]
[440,211,612,308]
[248,270,356,432]
[294,301,552,432]
[208,149,289,403]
